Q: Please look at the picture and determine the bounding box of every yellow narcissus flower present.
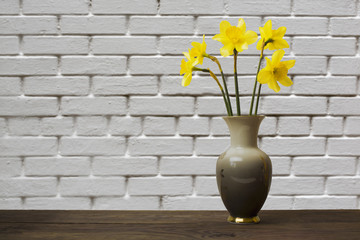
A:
[212,18,258,57]
[180,49,198,87]
[190,35,208,65]
[258,50,295,92]
[257,20,289,50]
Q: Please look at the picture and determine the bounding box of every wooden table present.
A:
[0,210,359,239]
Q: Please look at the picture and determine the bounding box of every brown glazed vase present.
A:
[216,116,272,224]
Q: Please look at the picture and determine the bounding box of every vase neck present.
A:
[223,116,264,148]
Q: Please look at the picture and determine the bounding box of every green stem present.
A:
[255,83,262,115]
[233,49,241,116]
[250,47,264,116]
[208,69,231,116]
[207,55,233,116]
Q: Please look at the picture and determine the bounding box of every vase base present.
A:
[227,215,260,224]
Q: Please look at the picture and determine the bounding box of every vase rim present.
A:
[222,115,265,120]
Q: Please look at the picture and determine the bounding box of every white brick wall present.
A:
[0,0,359,211]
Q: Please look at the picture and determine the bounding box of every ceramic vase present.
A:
[216,115,272,224]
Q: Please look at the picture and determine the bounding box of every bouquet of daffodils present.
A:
[180,19,296,116]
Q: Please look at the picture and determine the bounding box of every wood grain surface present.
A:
[0,210,359,240]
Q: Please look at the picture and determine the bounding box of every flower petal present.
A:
[244,30,258,45]
[258,69,272,84]
[282,59,296,69]
[220,44,234,57]
[272,38,289,49]
[180,59,186,75]
[219,20,231,34]
[268,78,280,92]
[256,39,264,50]
[272,49,285,66]
[237,18,246,34]
[278,75,293,87]
[273,26,287,38]
[263,19,272,38]
[182,73,192,87]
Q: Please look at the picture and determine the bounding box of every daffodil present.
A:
[180,49,198,87]
[258,50,295,92]
[190,35,208,65]
[213,18,258,57]
[257,20,289,51]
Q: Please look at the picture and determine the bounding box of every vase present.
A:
[216,115,272,224]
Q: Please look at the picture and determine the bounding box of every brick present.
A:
[312,117,343,136]
[61,57,126,75]
[0,97,58,116]
[0,178,57,197]
[0,0,19,14]
[60,137,126,156]
[0,37,19,54]
[77,116,107,136]
[294,0,356,16]
[197,17,261,35]
[228,0,290,15]
[110,117,142,136]
[93,76,157,96]
[0,118,5,135]
[278,117,310,136]
[61,97,126,115]
[293,76,357,95]
[0,157,21,177]
[0,137,57,156]
[329,97,360,115]
[345,117,360,135]
[330,18,360,36]
[129,56,182,75]
[293,37,356,56]
[8,117,41,136]
[0,198,22,209]
[0,16,57,34]
[163,196,224,210]
[129,97,194,116]
[130,16,194,35]
[143,117,176,136]
[0,57,57,76]
[293,157,356,176]
[160,157,217,175]
[23,0,88,14]
[294,197,357,209]
[328,138,360,156]
[25,157,90,176]
[261,137,326,156]
[92,157,157,176]
[263,196,293,210]
[93,197,159,210]
[160,76,222,96]
[264,17,328,35]
[128,177,192,196]
[0,77,21,96]
[261,97,327,115]
[196,138,229,156]
[327,177,360,194]
[60,177,125,196]
[271,157,291,176]
[92,0,157,14]
[23,36,88,55]
[160,0,223,14]
[92,37,157,55]
[330,57,360,75]
[24,77,89,96]
[288,57,327,75]
[41,117,74,136]
[259,117,277,136]
[270,177,324,195]
[24,197,91,210]
[179,117,209,136]
[129,137,193,156]
[61,16,126,34]
[195,176,218,195]
[197,97,244,116]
